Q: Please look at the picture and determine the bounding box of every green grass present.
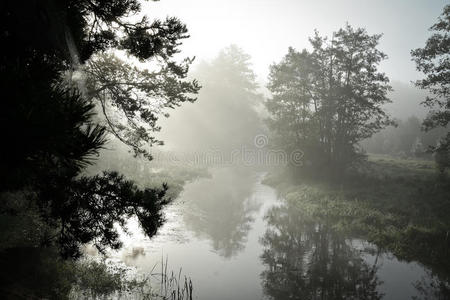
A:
[366,153,437,178]
[264,155,450,281]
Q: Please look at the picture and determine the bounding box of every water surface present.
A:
[114,168,440,299]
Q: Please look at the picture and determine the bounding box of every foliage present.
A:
[264,155,450,286]
[0,247,76,299]
[0,247,159,300]
[70,259,149,299]
[266,25,393,172]
[86,142,211,199]
[0,54,106,192]
[71,256,194,300]
[83,51,200,159]
[39,171,169,258]
[0,0,197,260]
[411,4,450,154]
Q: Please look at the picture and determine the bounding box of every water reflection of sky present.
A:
[106,168,439,299]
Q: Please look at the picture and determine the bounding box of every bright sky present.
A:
[143,0,447,84]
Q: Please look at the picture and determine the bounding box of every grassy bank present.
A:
[263,155,450,283]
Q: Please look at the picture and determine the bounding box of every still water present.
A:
[112,167,439,299]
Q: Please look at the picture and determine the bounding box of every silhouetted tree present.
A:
[83,51,200,159]
[267,25,393,172]
[412,4,450,169]
[0,0,197,258]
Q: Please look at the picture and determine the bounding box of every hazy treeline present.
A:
[157,45,265,153]
[362,81,448,159]
[362,116,448,158]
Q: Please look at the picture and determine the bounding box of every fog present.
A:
[1,1,449,299]
[143,0,446,82]
[155,45,265,152]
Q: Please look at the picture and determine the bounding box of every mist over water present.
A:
[1,1,449,299]
[103,167,438,300]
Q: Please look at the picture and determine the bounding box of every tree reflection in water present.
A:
[260,199,383,300]
[182,168,261,258]
[413,269,450,300]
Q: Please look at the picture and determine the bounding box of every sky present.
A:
[142,0,447,84]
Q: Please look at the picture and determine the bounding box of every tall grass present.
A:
[69,256,193,300]
[152,255,193,300]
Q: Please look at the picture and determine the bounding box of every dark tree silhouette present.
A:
[83,53,200,158]
[266,25,393,173]
[0,0,197,258]
[411,4,450,173]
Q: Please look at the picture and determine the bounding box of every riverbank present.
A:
[263,155,450,290]
[0,162,208,299]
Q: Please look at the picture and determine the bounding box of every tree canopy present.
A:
[411,4,450,170]
[0,0,198,258]
[266,25,393,172]
[83,52,200,158]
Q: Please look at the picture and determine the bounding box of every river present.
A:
[109,167,440,299]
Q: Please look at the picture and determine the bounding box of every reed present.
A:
[148,255,193,300]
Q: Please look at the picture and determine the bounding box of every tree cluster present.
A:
[266,25,393,172]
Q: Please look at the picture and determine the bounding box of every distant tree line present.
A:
[158,44,264,153]
[362,115,448,159]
